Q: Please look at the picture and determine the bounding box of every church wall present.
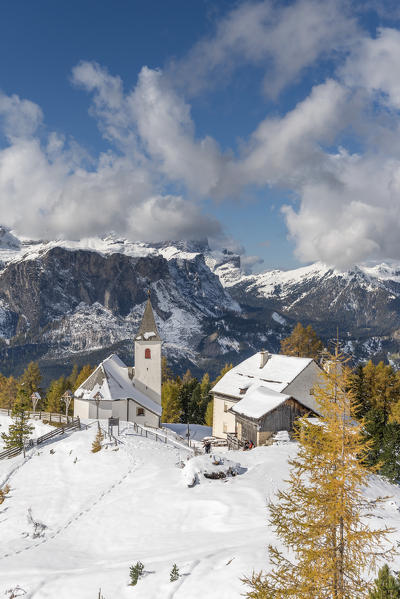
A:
[73,398,89,419]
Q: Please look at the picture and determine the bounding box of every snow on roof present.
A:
[74,353,162,416]
[212,352,313,399]
[231,386,291,419]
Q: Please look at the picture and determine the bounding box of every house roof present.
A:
[135,297,161,342]
[212,352,313,398]
[231,386,292,420]
[74,353,162,416]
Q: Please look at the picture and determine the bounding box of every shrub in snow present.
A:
[92,428,104,453]
[4,586,26,598]
[129,561,144,586]
[170,564,180,582]
[25,508,47,539]
[0,484,10,504]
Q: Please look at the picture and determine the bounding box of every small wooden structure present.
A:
[230,387,316,447]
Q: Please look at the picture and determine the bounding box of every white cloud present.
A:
[167,0,358,98]
[0,88,221,242]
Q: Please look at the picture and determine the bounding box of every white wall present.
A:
[112,399,159,428]
[134,340,161,405]
[212,394,237,438]
[73,398,89,419]
[284,361,322,415]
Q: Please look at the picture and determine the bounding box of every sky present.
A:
[1,1,400,270]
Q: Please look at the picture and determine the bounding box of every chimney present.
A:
[260,349,270,369]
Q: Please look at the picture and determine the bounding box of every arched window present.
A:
[145,348,151,359]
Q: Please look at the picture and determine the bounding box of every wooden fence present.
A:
[0,417,82,461]
[0,408,71,423]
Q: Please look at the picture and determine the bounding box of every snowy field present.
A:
[0,415,400,598]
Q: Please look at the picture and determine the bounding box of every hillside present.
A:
[2,227,400,381]
[0,415,399,598]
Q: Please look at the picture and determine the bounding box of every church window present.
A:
[136,407,145,416]
[145,348,151,359]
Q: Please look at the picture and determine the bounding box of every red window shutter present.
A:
[145,348,151,359]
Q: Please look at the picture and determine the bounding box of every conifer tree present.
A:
[45,376,67,413]
[0,376,18,409]
[212,363,233,386]
[1,401,34,451]
[129,561,144,586]
[19,361,42,397]
[91,428,104,453]
[162,379,182,423]
[243,349,394,599]
[280,322,323,359]
[73,365,94,391]
[205,400,213,426]
[369,564,400,598]
[170,564,180,582]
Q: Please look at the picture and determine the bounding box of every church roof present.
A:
[74,353,162,416]
[135,296,161,342]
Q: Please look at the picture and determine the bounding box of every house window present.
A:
[136,407,145,416]
[223,422,228,433]
[145,348,151,359]
[224,402,228,413]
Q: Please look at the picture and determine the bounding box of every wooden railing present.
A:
[226,432,244,450]
[0,408,72,423]
[0,417,82,461]
[124,422,197,453]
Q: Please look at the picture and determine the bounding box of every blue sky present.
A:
[1,1,400,270]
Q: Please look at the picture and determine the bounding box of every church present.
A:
[73,296,162,427]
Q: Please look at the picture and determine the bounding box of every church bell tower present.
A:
[134,292,162,405]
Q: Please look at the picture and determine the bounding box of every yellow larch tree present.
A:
[243,348,394,599]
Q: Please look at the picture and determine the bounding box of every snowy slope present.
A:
[0,415,399,599]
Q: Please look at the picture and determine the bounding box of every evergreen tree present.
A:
[19,361,42,397]
[205,400,213,426]
[280,322,323,359]
[91,427,104,453]
[369,564,400,598]
[189,383,204,423]
[1,402,34,450]
[162,379,182,423]
[45,376,67,413]
[170,564,180,582]
[243,348,393,599]
[178,378,198,423]
[66,364,79,390]
[129,561,144,586]
[161,356,173,383]
[212,363,233,386]
[73,365,94,391]
[0,376,19,409]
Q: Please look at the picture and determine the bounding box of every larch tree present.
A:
[280,323,323,360]
[19,361,42,396]
[243,349,394,599]
[204,400,213,426]
[0,375,18,409]
[161,378,182,423]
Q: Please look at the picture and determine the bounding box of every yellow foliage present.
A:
[280,322,323,360]
[243,348,394,599]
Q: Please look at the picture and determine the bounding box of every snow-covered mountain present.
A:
[2,226,400,381]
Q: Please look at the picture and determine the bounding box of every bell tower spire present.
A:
[134,292,162,405]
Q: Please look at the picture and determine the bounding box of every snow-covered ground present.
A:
[0,414,400,598]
